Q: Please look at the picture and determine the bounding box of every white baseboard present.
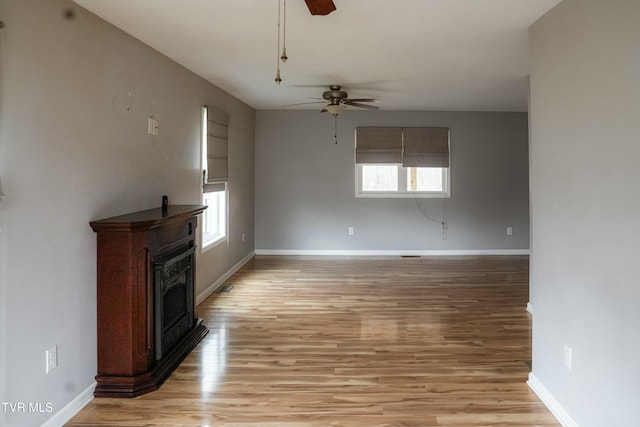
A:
[526,301,533,314]
[196,251,255,305]
[255,249,530,256]
[41,381,95,427]
[527,373,580,427]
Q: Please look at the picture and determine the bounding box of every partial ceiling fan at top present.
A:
[304,0,336,15]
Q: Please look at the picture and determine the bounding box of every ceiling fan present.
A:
[284,85,379,144]
[285,85,380,115]
[304,0,336,16]
[321,85,380,115]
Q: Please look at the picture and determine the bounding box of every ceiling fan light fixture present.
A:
[324,104,347,116]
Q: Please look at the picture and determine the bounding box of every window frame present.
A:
[201,187,228,250]
[355,163,451,199]
[201,105,228,251]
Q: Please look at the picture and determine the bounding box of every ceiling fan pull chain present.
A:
[274,0,282,84]
[280,0,288,62]
[334,115,338,144]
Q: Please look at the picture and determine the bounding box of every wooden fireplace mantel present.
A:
[90,204,207,232]
[90,204,208,397]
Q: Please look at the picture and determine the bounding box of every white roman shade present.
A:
[402,127,450,167]
[204,107,229,192]
[355,127,403,164]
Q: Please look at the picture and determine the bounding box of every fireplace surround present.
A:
[90,205,208,397]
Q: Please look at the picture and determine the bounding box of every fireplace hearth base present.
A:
[94,319,208,398]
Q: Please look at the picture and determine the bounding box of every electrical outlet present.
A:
[563,344,572,370]
[348,226,355,236]
[46,345,58,374]
[507,227,513,236]
[241,232,245,243]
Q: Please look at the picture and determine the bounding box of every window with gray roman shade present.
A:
[402,127,450,167]
[204,107,229,192]
[355,127,403,163]
[355,126,451,198]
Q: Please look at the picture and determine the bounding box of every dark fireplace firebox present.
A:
[154,245,195,360]
[90,205,208,397]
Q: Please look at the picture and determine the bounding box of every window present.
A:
[201,106,229,248]
[202,189,226,247]
[355,127,450,198]
[362,164,398,192]
[357,165,449,197]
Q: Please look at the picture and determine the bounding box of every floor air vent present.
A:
[219,285,234,293]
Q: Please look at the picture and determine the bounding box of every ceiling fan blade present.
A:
[281,101,326,107]
[343,102,380,111]
[304,0,336,15]
[345,98,379,103]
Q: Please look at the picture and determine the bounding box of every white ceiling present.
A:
[73,0,560,112]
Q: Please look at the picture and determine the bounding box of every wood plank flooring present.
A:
[68,256,558,426]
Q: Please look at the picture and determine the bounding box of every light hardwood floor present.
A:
[68,256,558,426]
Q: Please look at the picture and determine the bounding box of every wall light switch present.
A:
[563,344,572,370]
[46,345,58,374]
[147,116,159,135]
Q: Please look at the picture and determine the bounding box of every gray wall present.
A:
[0,1,254,426]
[529,0,640,425]
[255,110,529,252]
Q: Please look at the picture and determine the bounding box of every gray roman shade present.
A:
[402,127,450,167]
[355,127,403,163]
[204,107,229,192]
[355,126,450,167]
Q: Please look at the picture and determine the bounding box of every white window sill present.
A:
[355,192,451,199]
